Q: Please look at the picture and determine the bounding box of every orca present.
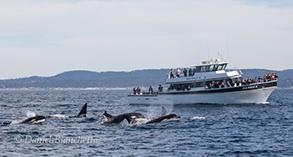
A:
[123,107,180,125]
[2,115,46,125]
[20,116,46,124]
[145,107,180,124]
[103,111,145,124]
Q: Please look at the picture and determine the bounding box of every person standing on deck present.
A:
[176,68,181,77]
[169,69,174,78]
[183,68,187,77]
[188,68,192,76]
[149,86,153,94]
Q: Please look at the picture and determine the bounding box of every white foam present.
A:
[119,119,130,126]
[190,116,206,120]
[129,118,149,126]
[48,114,69,119]
[10,120,21,124]
[26,111,36,118]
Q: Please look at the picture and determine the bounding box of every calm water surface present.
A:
[1,89,293,156]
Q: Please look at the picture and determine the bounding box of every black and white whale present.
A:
[145,107,180,124]
[20,115,46,124]
[120,107,180,126]
[103,111,145,124]
[2,115,46,125]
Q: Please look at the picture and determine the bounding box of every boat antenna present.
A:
[207,45,210,59]
[225,28,230,60]
[217,37,220,56]
[218,52,224,62]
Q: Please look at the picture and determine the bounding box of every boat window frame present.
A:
[209,65,214,72]
[222,64,227,70]
[216,64,228,71]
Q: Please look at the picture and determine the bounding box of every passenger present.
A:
[258,76,262,82]
[231,81,235,87]
[242,78,246,85]
[193,68,196,76]
[187,85,191,90]
[149,86,153,94]
[136,86,141,94]
[236,78,241,86]
[158,84,163,92]
[226,81,231,87]
[133,87,136,94]
[269,73,273,81]
[176,68,181,77]
[247,77,252,84]
[271,73,276,80]
[214,81,219,88]
[181,85,185,91]
[188,68,192,76]
[266,73,271,81]
[275,73,279,79]
[204,85,208,89]
[220,82,225,88]
[177,85,181,91]
[209,83,214,89]
[254,77,259,83]
[183,68,187,77]
[169,69,174,78]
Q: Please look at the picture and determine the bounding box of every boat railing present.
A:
[204,79,277,90]
[166,79,277,92]
[129,92,159,96]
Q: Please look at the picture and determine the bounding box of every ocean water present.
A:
[0,89,293,156]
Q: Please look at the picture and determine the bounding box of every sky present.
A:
[0,0,292,79]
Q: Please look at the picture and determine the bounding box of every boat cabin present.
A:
[190,60,228,73]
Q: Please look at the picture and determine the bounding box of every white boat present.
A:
[128,58,277,105]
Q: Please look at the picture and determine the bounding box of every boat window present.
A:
[217,80,223,84]
[209,65,214,72]
[217,64,223,70]
[196,66,201,72]
[205,81,212,86]
[222,64,227,70]
[201,65,210,72]
[192,82,204,87]
[213,65,218,71]
[201,66,206,72]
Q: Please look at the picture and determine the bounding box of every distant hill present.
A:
[0,69,292,89]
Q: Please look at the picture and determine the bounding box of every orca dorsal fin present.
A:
[77,103,87,117]
[162,106,167,116]
[103,111,112,118]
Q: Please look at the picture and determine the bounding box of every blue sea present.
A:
[1,89,293,156]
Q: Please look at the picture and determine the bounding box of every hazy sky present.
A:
[0,0,292,79]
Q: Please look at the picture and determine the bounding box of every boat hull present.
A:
[128,81,277,105]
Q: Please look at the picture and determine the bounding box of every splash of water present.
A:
[190,116,206,120]
[48,114,69,119]
[26,111,36,118]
